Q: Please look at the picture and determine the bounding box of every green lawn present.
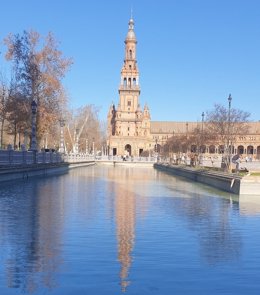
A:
[250,172,260,176]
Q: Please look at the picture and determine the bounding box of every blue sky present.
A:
[0,0,260,122]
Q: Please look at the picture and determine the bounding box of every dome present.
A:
[126,30,136,40]
[125,17,136,41]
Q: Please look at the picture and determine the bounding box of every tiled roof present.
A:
[150,121,260,134]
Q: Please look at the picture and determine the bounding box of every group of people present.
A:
[172,153,189,165]
[245,155,253,162]
[121,154,130,161]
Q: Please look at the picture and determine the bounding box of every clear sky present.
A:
[0,0,260,122]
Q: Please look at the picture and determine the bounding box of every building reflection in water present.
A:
[154,170,242,265]
[106,166,152,292]
[116,186,135,292]
[0,177,65,294]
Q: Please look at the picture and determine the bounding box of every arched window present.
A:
[200,145,206,153]
[237,145,244,154]
[191,145,197,153]
[123,78,127,87]
[125,144,131,156]
[128,78,131,87]
[133,78,136,86]
[209,145,215,154]
[129,50,132,59]
[129,65,132,70]
[219,145,224,154]
[247,145,254,154]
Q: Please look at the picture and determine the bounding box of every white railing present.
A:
[95,155,157,162]
[0,149,63,165]
[63,153,94,163]
[157,155,260,171]
[1,149,161,166]
[0,149,98,166]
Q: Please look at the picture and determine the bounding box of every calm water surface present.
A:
[0,165,260,295]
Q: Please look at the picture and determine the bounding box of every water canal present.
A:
[0,165,260,294]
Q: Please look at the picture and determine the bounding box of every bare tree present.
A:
[162,125,216,166]
[64,105,104,154]
[206,103,250,171]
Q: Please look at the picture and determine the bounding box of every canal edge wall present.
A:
[154,163,241,194]
[240,175,260,195]
[0,161,95,183]
[96,160,154,167]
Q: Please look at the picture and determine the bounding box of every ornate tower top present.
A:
[125,17,136,43]
[120,17,139,91]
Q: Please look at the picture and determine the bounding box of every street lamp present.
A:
[59,118,65,154]
[201,112,205,152]
[201,112,205,133]
[228,94,232,163]
[30,100,37,151]
[18,128,22,150]
[198,111,205,165]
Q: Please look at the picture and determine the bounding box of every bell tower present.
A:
[118,17,140,116]
[107,17,151,157]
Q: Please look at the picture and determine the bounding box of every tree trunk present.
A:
[13,123,17,149]
[0,118,4,149]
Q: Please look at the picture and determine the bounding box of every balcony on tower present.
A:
[119,77,140,91]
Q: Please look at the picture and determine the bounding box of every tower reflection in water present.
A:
[107,166,150,292]
[116,187,135,292]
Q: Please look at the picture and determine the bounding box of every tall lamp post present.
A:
[30,100,37,151]
[201,112,205,152]
[59,118,65,153]
[201,112,205,134]
[198,111,205,165]
[228,94,232,168]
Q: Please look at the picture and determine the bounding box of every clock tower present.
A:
[107,17,151,157]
